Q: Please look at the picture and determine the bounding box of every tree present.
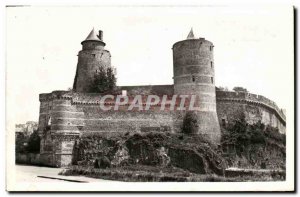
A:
[15,132,29,154]
[26,130,41,153]
[233,86,248,92]
[106,67,116,91]
[90,66,116,93]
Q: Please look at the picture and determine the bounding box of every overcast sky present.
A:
[6,5,294,123]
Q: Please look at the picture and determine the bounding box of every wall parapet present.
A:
[216,90,286,125]
[39,91,197,109]
[39,91,73,101]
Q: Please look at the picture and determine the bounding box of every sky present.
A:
[6,5,294,124]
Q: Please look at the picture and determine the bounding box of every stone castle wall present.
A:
[38,89,286,167]
[38,91,186,166]
[216,91,286,134]
[39,91,191,135]
[119,85,174,95]
[38,90,286,137]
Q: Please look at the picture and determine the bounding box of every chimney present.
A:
[98,30,103,41]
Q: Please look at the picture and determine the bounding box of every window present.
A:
[47,117,51,126]
[210,45,213,51]
[192,76,195,82]
[211,61,213,69]
[211,77,214,84]
[222,118,226,126]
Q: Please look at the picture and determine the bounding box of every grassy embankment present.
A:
[59,165,285,182]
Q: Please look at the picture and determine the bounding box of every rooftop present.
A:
[186,28,195,39]
[84,28,101,42]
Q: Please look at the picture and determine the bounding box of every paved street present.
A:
[15,164,116,183]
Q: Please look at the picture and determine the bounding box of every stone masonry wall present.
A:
[37,89,286,166]
[74,39,111,92]
[216,91,286,134]
[172,38,220,144]
[38,90,286,140]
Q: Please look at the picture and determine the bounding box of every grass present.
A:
[59,165,285,182]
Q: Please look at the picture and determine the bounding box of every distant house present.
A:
[15,121,38,136]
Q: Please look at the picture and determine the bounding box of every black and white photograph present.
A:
[5,4,295,192]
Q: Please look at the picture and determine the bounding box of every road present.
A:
[15,164,116,183]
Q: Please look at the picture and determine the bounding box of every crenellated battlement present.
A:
[39,91,72,101]
[216,90,286,125]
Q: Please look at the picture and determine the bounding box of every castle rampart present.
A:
[216,91,286,124]
[216,91,286,134]
[37,88,286,167]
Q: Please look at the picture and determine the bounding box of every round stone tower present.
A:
[172,29,221,144]
[73,28,111,92]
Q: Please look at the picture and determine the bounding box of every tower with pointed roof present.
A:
[186,28,195,39]
[172,29,221,143]
[73,28,111,92]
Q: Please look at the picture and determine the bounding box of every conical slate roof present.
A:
[186,28,195,39]
[84,28,101,41]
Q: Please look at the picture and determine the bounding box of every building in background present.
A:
[15,121,38,136]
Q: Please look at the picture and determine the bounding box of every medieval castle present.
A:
[37,29,286,167]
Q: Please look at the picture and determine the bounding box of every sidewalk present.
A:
[15,164,117,183]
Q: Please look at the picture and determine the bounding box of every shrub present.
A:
[26,130,41,153]
[221,115,286,169]
[182,111,198,134]
[15,132,29,153]
[94,156,111,169]
[233,86,248,92]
